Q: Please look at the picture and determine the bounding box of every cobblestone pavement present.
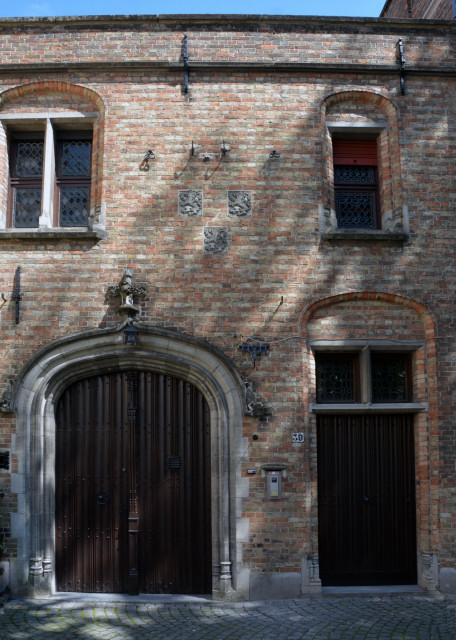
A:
[1,593,456,640]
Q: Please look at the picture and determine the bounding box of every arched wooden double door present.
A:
[55,370,211,594]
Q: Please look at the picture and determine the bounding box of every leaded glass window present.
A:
[9,136,44,228]
[8,129,93,229]
[14,188,42,228]
[61,141,92,177]
[16,141,44,177]
[59,187,90,226]
[316,355,359,403]
[56,135,92,227]
[315,351,412,405]
[371,354,411,402]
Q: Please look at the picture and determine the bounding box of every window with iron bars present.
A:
[333,138,380,230]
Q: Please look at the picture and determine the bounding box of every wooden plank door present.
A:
[317,414,417,586]
[136,372,212,594]
[55,371,211,594]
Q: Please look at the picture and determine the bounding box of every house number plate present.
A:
[292,432,304,443]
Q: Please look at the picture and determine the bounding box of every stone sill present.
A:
[311,403,427,414]
[261,463,287,471]
[0,229,106,240]
[320,230,408,242]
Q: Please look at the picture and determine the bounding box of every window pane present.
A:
[371,355,410,402]
[14,188,41,227]
[16,141,44,177]
[335,192,376,229]
[334,166,376,185]
[316,357,355,403]
[61,141,92,176]
[59,187,90,226]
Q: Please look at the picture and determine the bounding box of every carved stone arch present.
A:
[319,90,407,237]
[9,325,245,599]
[300,290,440,591]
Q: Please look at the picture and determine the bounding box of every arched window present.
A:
[0,82,105,238]
[319,91,409,241]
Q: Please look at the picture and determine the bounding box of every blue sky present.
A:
[0,1,387,19]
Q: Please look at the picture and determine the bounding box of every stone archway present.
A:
[9,324,245,598]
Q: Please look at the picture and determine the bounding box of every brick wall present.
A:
[382,0,454,19]
[0,15,455,594]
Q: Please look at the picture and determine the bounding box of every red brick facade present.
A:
[382,0,454,19]
[0,14,455,599]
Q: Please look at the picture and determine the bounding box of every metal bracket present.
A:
[398,39,406,96]
[139,149,155,171]
[13,266,21,324]
[183,34,189,94]
[221,141,230,157]
[240,342,270,366]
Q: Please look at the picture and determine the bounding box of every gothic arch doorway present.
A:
[10,325,244,598]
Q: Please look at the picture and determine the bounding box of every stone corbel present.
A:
[244,381,271,421]
[0,379,15,413]
[90,202,107,238]
[318,204,337,235]
[381,206,409,235]
[108,268,147,319]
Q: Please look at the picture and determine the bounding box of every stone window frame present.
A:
[320,121,410,241]
[319,91,410,243]
[310,340,426,414]
[0,111,105,240]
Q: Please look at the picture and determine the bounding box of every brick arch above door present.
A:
[9,324,245,599]
[299,290,440,592]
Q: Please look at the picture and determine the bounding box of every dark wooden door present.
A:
[317,414,416,586]
[55,371,211,594]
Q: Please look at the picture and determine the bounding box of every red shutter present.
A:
[333,139,378,166]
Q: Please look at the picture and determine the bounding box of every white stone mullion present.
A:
[39,118,55,228]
